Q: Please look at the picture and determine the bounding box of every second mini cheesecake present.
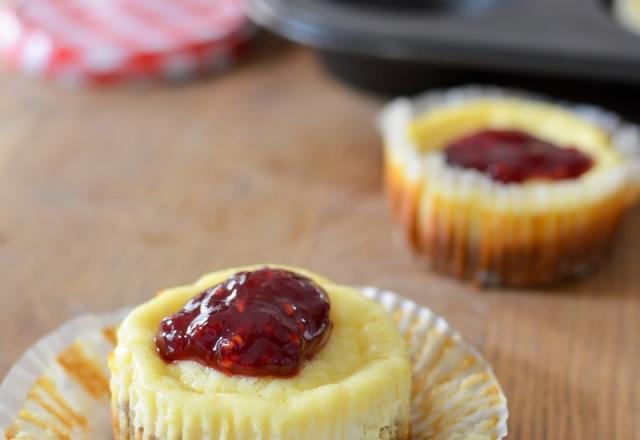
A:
[379,87,640,286]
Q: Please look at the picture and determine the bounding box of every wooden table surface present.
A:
[0,39,638,439]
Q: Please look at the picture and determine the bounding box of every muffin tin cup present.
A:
[247,0,640,94]
[379,85,640,286]
[0,287,508,440]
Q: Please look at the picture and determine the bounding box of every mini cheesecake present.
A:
[614,0,640,33]
[380,87,640,286]
[109,265,411,439]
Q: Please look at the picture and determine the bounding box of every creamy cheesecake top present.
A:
[408,97,621,182]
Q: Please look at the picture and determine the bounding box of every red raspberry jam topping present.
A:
[156,268,332,377]
[444,129,594,184]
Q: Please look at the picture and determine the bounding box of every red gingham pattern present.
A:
[0,0,253,85]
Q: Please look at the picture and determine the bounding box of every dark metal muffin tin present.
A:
[246,0,640,93]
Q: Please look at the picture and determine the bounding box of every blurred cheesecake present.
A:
[614,0,640,33]
[109,265,411,439]
[380,87,640,286]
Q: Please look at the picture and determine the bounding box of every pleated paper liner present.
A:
[0,288,508,440]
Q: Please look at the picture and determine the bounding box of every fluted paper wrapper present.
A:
[0,288,508,440]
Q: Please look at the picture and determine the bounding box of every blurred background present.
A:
[0,0,639,438]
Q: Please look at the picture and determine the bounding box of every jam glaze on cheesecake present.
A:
[156,268,332,377]
[445,129,594,184]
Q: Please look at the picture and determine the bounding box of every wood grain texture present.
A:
[0,38,638,439]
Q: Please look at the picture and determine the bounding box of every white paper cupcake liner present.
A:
[0,288,508,440]
[0,309,130,439]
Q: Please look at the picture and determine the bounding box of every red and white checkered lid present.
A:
[0,0,254,85]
